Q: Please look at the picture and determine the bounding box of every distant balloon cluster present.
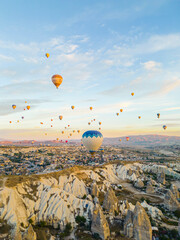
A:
[8,52,168,155]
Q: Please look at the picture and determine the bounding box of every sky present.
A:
[0,0,180,140]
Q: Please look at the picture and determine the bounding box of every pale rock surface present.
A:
[146,183,155,194]
[91,182,99,197]
[157,172,166,184]
[103,188,118,214]
[134,179,144,189]
[22,224,37,240]
[170,184,179,199]
[164,189,180,211]
[141,201,163,219]
[91,204,110,240]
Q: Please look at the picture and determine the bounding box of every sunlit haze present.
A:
[0,0,180,140]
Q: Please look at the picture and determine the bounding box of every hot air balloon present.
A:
[116,113,119,116]
[120,109,123,112]
[56,138,59,141]
[24,109,25,111]
[51,125,53,127]
[62,131,64,134]
[9,121,12,123]
[94,119,96,121]
[45,53,50,58]
[65,127,67,129]
[40,122,43,125]
[77,130,80,133]
[126,137,129,141]
[68,125,70,127]
[73,130,75,133]
[21,116,24,119]
[131,92,134,96]
[88,122,91,125]
[99,127,101,130]
[157,113,160,119]
[119,139,122,142]
[99,122,102,125]
[17,120,19,123]
[26,106,30,110]
[51,119,53,121]
[82,130,103,156]
[138,116,141,119]
[71,106,75,110]
[59,115,63,120]
[65,140,68,143]
[163,125,167,130]
[70,133,72,136]
[25,101,27,103]
[12,105,16,110]
[45,133,47,135]
[32,141,34,144]
[90,107,93,110]
[52,74,63,89]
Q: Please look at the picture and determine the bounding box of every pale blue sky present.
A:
[0,0,180,140]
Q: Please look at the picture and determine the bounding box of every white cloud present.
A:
[142,61,161,71]
[164,107,180,111]
[0,54,15,61]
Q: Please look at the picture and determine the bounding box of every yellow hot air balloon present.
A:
[138,116,141,119]
[32,141,34,144]
[17,120,19,123]
[119,139,122,142]
[45,133,47,135]
[90,107,93,110]
[120,109,123,112]
[77,130,80,133]
[71,105,75,110]
[59,115,63,120]
[73,130,75,133]
[70,133,72,136]
[52,74,63,89]
[26,106,30,110]
[99,122,102,125]
[45,53,50,58]
[25,101,27,103]
[12,105,16,109]
[62,131,64,134]
[131,92,134,96]
[56,138,59,141]
[116,113,119,116]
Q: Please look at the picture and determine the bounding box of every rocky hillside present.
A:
[0,163,179,240]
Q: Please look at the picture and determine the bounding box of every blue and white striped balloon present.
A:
[82,130,103,154]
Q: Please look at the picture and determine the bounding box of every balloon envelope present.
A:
[82,130,103,154]
[52,74,63,89]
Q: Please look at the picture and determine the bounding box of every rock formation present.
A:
[157,172,166,184]
[134,179,144,189]
[23,224,37,240]
[164,189,180,211]
[103,187,118,214]
[91,182,99,197]
[146,183,155,194]
[91,204,110,240]
[170,184,179,199]
[124,202,152,240]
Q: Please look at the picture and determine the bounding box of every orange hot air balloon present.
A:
[68,125,70,127]
[138,116,141,119]
[126,137,129,141]
[9,121,12,123]
[32,141,34,144]
[99,122,102,125]
[62,131,64,134]
[88,122,91,125]
[120,109,123,112]
[12,105,16,109]
[56,138,59,141]
[51,119,53,121]
[94,119,96,121]
[119,139,122,142]
[24,109,25,111]
[45,53,50,58]
[40,122,43,125]
[59,115,63,120]
[71,105,75,110]
[51,74,63,89]
[65,127,67,129]
[51,125,53,127]
[25,101,27,103]
[116,113,119,116]
[73,130,75,133]
[70,133,72,136]
[131,92,134,96]
[90,107,93,110]
[26,106,30,110]
[77,130,80,133]
[99,127,101,130]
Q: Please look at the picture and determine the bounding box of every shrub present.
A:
[75,216,86,225]
[82,194,87,199]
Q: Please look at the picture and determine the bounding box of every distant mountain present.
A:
[0,135,179,147]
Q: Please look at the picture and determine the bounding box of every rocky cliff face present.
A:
[164,189,180,211]
[91,204,110,240]
[134,179,144,189]
[157,172,166,184]
[146,182,155,194]
[124,202,152,240]
[103,187,118,214]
